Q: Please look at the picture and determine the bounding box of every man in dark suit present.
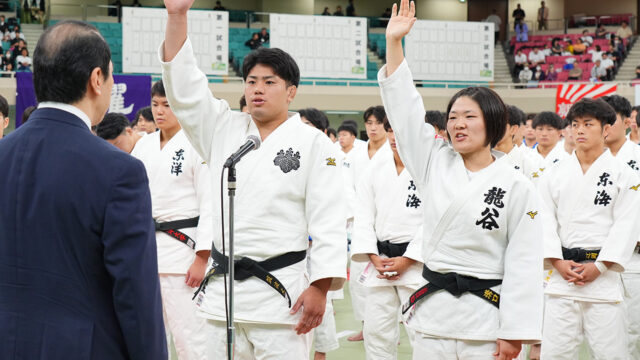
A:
[0,20,167,359]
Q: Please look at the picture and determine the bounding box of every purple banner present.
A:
[109,74,152,122]
[15,73,152,128]
[16,72,37,128]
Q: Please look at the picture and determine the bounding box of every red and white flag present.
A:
[555,83,617,118]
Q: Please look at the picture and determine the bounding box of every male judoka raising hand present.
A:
[159,0,348,358]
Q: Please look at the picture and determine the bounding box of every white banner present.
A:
[635,85,640,106]
[405,20,494,82]
[122,7,228,75]
[270,13,367,79]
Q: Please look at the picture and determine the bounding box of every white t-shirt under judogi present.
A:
[540,150,640,302]
[351,148,423,288]
[159,38,347,325]
[131,129,213,274]
[379,59,543,343]
[614,140,640,273]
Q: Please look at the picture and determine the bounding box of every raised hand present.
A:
[386,0,417,42]
[164,0,194,15]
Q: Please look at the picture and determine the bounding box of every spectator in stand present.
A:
[611,36,626,58]
[541,43,552,56]
[0,16,7,34]
[321,7,330,15]
[635,65,640,79]
[333,6,343,16]
[616,20,633,40]
[15,48,31,72]
[3,49,14,71]
[580,29,593,46]
[532,65,545,81]
[346,0,356,16]
[571,38,586,55]
[565,39,574,54]
[537,1,548,30]
[244,33,261,50]
[213,1,226,10]
[381,7,391,26]
[589,44,603,63]
[484,9,501,44]
[567,67,582,80]
[257,28,269,44]
[512,3,525,30]
[544,64,557,81]
[528,47,546,69]
[132,0,141,7]
[591,59,607,81]
[515,19,528,42]
[596,24,608,39]
[551,38,563,55]
[601,52,615,80]
[519,62,533,83]
[514,49,527,77]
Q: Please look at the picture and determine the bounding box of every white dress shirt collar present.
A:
[38,102,93,130]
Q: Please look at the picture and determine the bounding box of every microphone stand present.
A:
[226,165,236,360]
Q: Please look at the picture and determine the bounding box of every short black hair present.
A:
[132,106,153,126]
[566,98,617,126]
[601,95,631,118]
[506,105,526,126]
[327,127,336,138]
[0,94,8,118]
[239,95,247,109]
[363,105,385,123]
[96,113,130,140]
[383,116,393,132]
[446,87,507,148]
[242,47,300,87]
[532,111,564,130]
[298,107,329,131]
[151,80,166,98]
[342,119,358,132]
[33,20,111,104]
[425,110,446,131]
[22,105,36,123]
[338,123,357,136]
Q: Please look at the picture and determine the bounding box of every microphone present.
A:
[223,135,261,168]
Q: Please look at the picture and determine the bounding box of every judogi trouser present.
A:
[624,273,640,359]
[159,275,208,360]
[350,260,369,322]
[412,335,497,360]
[204,319,312,359]
[364,285,415,360]
[541,295,628,360]
[314,300,339,353]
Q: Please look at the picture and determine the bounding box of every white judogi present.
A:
[501,144,537,181]
[131,130,212,360]
[160,38,347,358]
[346,140,392,323]
[539,150,640,360]
[527,142,570,184]
[379,60,543,359]
[614,139,640,359]
[351,147,423,359]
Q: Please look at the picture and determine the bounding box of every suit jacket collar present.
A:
[28,108,93,133]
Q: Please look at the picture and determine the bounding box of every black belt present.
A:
[401,266,502,314]
[562,247,600,262]
[153,216,199,250]
[377,240,408,258]
[193,248,307,308]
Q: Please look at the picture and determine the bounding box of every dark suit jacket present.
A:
[0,108,167,359]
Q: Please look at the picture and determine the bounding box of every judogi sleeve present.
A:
[539,171,563,269]
[159,38,231,163]
[403,225,423,263]
[193,153,213,253]
[306,136,348,291]
[378,59,441,183]
[351,164,378,262]
[102,158,167,359]
[598,171,640,272]
[499,180,544,342]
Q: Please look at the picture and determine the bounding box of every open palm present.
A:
[386,0,417,41]
[164,0,194,14]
